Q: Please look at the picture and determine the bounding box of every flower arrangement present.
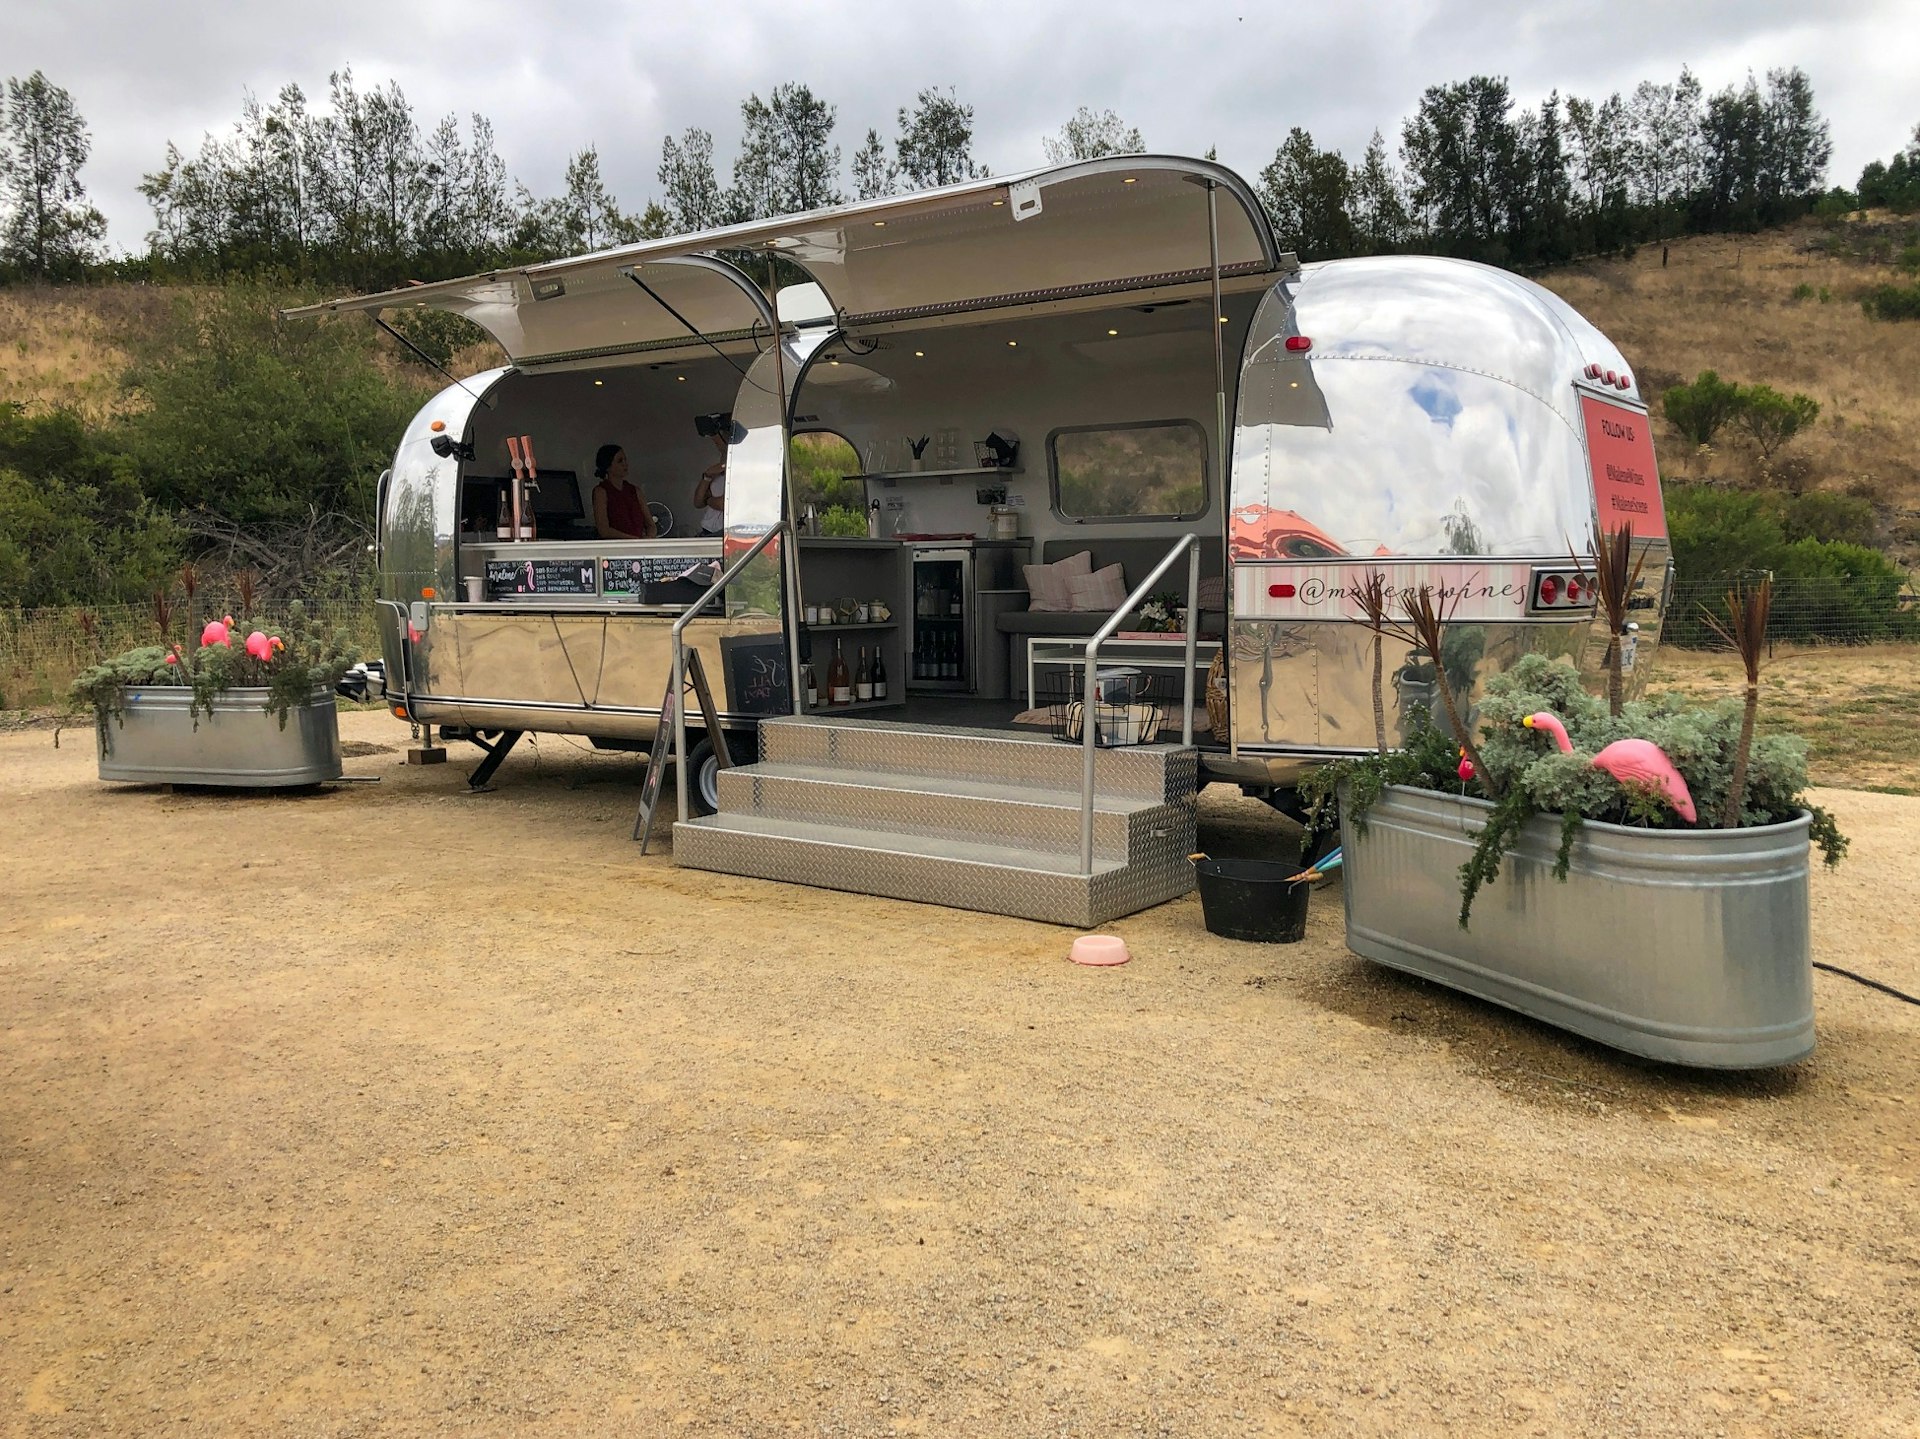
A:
[1303,579,1846,927]
[70,598,357,729]
[1135,591,1187,634]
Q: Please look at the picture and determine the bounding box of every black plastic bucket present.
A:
[1194,858,1312,943]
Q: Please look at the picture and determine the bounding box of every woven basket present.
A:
[1205,648,1229,738]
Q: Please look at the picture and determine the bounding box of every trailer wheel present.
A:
[682,734,746,817]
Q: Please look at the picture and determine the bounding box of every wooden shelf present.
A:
[809,621,898,631]
[848,466,1022,482]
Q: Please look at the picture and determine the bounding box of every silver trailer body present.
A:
[301,156,1667,795]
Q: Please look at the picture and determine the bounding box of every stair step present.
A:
[673,813,1193,927]
[715,762,1180,861]
[757,715,1191,802]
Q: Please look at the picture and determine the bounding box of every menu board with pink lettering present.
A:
[1581,395,1666,539]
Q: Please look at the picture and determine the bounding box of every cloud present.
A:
[14,0,1918,254]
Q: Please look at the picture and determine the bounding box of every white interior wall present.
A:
[468,355,742,538]
[795,295,1259,543]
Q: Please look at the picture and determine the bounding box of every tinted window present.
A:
[1051,421,1208,522]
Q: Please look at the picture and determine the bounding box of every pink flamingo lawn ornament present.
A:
[1523,711,1698,824]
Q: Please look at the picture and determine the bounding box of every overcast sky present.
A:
[12,0,1920,254]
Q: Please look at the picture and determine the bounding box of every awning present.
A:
[284,156,1281,365]
[282,254,775,369]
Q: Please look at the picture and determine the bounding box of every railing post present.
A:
[1183,544,1200,747]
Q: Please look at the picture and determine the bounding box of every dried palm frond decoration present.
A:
[1350,569,1392,755]
[1579,524,1646,716]
[1358,582,1499,798]
[1700,577,1773,828]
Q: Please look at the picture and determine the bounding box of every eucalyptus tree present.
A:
[851,127,897,200]
[896,87,986,189]
[0,71,107,278]
[1042,106,1143,163]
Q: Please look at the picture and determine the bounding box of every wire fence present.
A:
[0,601,380,712]
[1664,577,1920,648]
[6,577,1916,707]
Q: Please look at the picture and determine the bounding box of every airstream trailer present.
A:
[292,155,1668,926]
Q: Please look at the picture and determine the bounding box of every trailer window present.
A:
[1050,420,1208,522]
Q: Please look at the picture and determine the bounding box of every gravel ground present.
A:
[2,711,1916,1437]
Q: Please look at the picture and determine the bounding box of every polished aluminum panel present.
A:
[95,687,342,787]
[287,255,774,370]
[1231,259,1611,560]
[289,156,1278,337]
[1341,786,1815,1069]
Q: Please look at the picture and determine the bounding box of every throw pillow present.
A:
[1066,562,1128,613]
[1196,575,1226,611]
[1023,550,1093,612]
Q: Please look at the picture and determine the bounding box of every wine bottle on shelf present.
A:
[946,634,962,681]
[829,641,852,705]
[913,642,926,681]
[804,660,819,708]
[855,646,874,702]
[872,648,888,701]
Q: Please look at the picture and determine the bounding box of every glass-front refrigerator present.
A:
[909,547,972,692]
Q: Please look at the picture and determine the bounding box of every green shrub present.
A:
[1662,370,1744,447]
[1790,281,1815,301]
[1861,282,1920,321]
[1735,384,1820,459]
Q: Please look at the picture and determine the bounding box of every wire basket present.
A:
[1040,666,1170,746]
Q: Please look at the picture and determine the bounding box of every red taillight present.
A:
[1616,374,1631,390]
[1268,582,1297,598]
[1539,575,1560,605]
[1285,336,1312,353]
[1605,369,1618,385]
[1566,577,1583,602]
[1585,363,1602,379]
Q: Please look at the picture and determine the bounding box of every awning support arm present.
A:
[364,312,494,408]
[1207,179,1233,755]
[621,269,754,382]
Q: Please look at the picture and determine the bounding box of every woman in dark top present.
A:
[592,444,657,539]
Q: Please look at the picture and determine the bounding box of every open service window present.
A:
[1049,419,1209,523]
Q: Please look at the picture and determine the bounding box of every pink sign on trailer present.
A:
[1581,394,1667,539]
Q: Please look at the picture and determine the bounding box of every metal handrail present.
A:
[374,598,414,699]
[1079,534,1203,873]
[670,524,788,824]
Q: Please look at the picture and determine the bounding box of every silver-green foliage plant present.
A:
[1308,653,1846,927]
[69,601,357,728]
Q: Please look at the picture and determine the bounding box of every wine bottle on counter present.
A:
[872,648,888,701]
[495,484,512,540]
[855,646,874,702]
[829,642,853,705]
[804,660,819,708]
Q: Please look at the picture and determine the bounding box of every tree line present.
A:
[2,64,1914,288]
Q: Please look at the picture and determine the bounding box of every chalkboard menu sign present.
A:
[484,557,597,598]
[719,632,791,716]
[601,554,720,598]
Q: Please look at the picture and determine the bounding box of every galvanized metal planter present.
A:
[1340,785,1814,1069]
[95,686,343,787]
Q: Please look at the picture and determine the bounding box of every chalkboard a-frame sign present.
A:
[718,633,791,716]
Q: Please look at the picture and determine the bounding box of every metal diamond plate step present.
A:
[714,762,1180,861]
[757,715,1186,802]
[673,813,1191,928]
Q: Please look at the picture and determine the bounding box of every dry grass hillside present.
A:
[3,221,1915,524]
[0,285,173,419]
[1540,217,1920,558]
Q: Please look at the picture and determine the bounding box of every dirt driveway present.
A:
[3,711,1916,1437]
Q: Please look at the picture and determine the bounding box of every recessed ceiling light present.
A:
[991,199,1005,207]
[873,220,887,227]
[914,350,925,357]
[1007,340,1017,347]
[677,375,687,381]
[1219,316,1229,324]
[829,358,841,365]
[593,379,604,386]
[1123,177,1137,185]
[1107,328,1118,336]
[1289,381,1300,389]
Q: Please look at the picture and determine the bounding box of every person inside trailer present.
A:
[695,430,729,541]
[592,443,658,540]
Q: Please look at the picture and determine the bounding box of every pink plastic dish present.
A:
[1069,935,1131,967]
